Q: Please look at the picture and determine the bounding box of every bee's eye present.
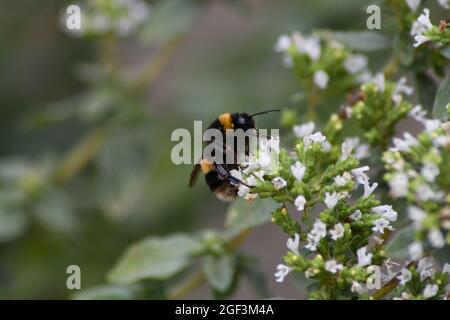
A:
[236,117,247,126]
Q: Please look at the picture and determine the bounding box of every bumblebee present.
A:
[189,109,279,201]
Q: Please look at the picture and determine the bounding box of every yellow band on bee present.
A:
[218,113,233,130]
[200,159,214,174]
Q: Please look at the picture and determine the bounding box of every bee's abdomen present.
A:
[205,171,222,191]
[205,171,237,202]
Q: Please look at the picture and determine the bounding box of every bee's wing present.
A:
[189,164,201,187]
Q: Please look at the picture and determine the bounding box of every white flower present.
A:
[373,73,385,91]
[313,70,329,89]
[351,281,365,294]
[293,122,315,138]
[418,257,433,273]
[350,209,363,221]
[406,0,421,11]
[392,132,419,152]
[230,169,243,181]
[416,184,444,201]
[343,54,368,74]
[417,8,433,30]
[413,8,434,47]
[372,218,394,234]
[334,173,350,187]
[340,142,353,160]
[324,192,339,209]
[443,263,450,274]
[424,119,441,134]
[287,233,300,255]
[372,205,398,222]
[397,268,413,285]
[294,195,307,211]
[274,264,292,283]
[437,0,450,9]
[410,21,427,37]
[291,161,306,181]
[414,35,431,47]
[408,241,423,260]
[413,35,431,48]
[351,166,370,184]
[392,77,413,105]
[329,223,345,240]
[272,177,287,190]
[343,137,369,159]
[303,132,327,149]
[322,141,332,152]
[418,257,435,281]
[389,172,409,198]
[325,260,344,274]
[357,246,373,267]
[409,105,427,122]
[305,268,316,278]
[305,219,327,251]
[428,229,445,248]
[373,235,384,245]
[237,185,250,198]
[423,284,439,299]
[275,35,292,52]
[246,175,259,187]
[237,185,257,201]
[363,179,378,198]
[408,206,426,228]
[421,162,439,182]
[293,33,321,61]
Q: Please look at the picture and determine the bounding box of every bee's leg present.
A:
[215,163,250,187]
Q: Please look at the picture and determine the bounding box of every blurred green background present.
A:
[0,0,396,299]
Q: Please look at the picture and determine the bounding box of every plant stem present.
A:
[131,35,186,94]
[167,228,253,299]
[168,270,206,300]
[52,127,107,185]
[371,261,415,300]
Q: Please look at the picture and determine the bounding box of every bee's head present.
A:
[232,113,255,131]
[231,109,280,131]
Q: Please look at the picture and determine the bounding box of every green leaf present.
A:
[416,73,438,111]
[107,234,203,285]
[385,226,414,258]
[203,254,235,293]
[394,32,415,66]
[224,198,278,233]
[72,285,141,300]
[0,206,26,242]
[240,255,271,298]
[433,76,450,120]
[440,46,450,59]
[318,30,391,51]
[34,190,76,233]
[140,0,200,44]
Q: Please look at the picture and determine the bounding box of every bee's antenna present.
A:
[249,109,280,118]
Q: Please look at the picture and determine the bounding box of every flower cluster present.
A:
[383,108,450,259]
[275,32,371,92]
[231,127,402,298]
[342,74,414,148]
[410,8,450,48]
[74,0,151,37]
[392,257,449,300]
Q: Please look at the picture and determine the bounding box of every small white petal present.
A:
[423,284,439,299]
[291,161,306,181]
[294,195,307,211]
[313,70,329,89]
[357,246,373,267]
